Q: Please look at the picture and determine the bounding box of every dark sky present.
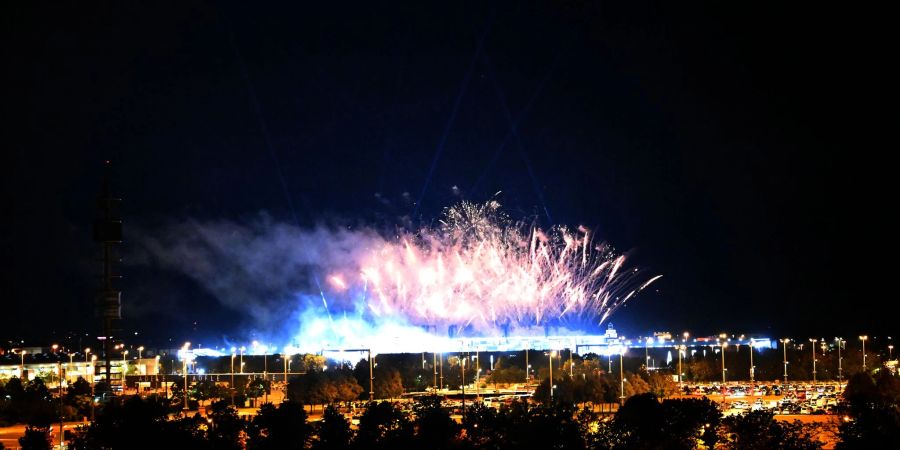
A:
[2,1,893,344]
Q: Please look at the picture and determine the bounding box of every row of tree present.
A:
[5,368,899,449]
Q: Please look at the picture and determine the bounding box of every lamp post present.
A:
[57,361,63,449]
[182,342,190,411]
[835,338,844,381]
[678,345,686,387]
[619,350,625,405]
[720,341,728,384]
[548,350,556,403]
[239,346,245,373]
[809,339,818,383]
[439,352,443,391]
[645,338,651,370]
[68,352,75,385]
[230,351,236,405]
[749,341,755,383]
[368,349,374,402]
[433,352,438,391]
[525,348,529,382]
[154,355,160,391]
[90,355,97,421]
[569,348,574,377]
[859,336,868,371]
[780,339,790,384]
[461,353,467,420]
[889,345,894,360]
[19,350,26,379]
[138,346,144,360]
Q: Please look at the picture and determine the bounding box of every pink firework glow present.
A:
[324,201,660,337]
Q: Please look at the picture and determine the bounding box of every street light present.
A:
[619,349,625,405]
[90,355,97,421]
[230,351,236,406]
[154,355,161,390]
[677,345,686,387]
[548,350,557,403]
[859,336,868,371]
[889,345,894,360]
[748,340,755,383]
[17,349,27,379]
[720,340,728,384]
[809,339,818,383]
[780,339,790,384]
[137,346,144,360]
[68,352,75,384]
[835,338,844,381]
[182,342,191,411]
[239,346,245,373]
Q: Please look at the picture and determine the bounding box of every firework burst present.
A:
[326,201,659,338]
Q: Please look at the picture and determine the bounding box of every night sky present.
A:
[3,2,892,344]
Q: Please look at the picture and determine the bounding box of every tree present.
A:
[68,395,208,449]
[353,401,414,450]
[461,402,501,449]
[313,405,352,450]
[645,371,680,398]
[721,411,821,450]
[837,370,900,449]
[413,395,459,449]
[18,426,51,450]
[247,400,311,450]
[374,368,404,400]
[662,397,721,448]
[622,372,650,398]
[207,400,245,450]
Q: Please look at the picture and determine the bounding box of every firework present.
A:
[305,201,659,350]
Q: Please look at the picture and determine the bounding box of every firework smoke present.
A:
[133,202,658,352]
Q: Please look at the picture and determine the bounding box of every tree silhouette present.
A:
[413,395,459,449]
[313,405,352,450]
[18,425,52,450]
[720,410,821,450]
[207,400,244,450]
[247,400,311,450]
[353,401,414,450]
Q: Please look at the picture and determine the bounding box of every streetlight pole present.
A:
[809,339,818,383]
[619,350,625,405]
[780,339,789,384]
[58,361,63,449]
[368,349,374,402]
[461,353,467,420]
[182,343,190,411]
[138,346,144,360]
[525,348,529,382]
[721,341,727,384]
[678,345,685,387]
[569,348,574,377]
[230,352,236,406]
[90,355,97,421]
[889,345,894,361]
[439,352,443,391]
[68,353,75,385]
[433,352,437,391]
[239,347,245,373]
[749,341,755,383]
[835,338,844,381]
[19,350,26,379]
[859,336,868,371]
[548,350,555,403]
